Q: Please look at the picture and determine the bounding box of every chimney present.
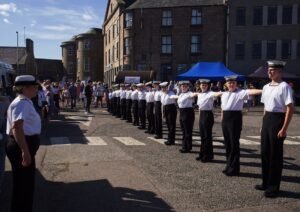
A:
[26,38,34,54]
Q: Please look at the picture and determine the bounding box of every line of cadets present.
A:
[106,60,295,198]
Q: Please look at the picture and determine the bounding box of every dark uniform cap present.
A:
[178,80,190,85]
[267,60,286,68]
[224,75,238,82]
[199,79,210,84]
[14,75,39,86]
[159,82,168,87]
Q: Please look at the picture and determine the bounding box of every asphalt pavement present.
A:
[0,105,299,212]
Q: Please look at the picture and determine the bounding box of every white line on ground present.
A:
[147,137,167,144]
[284,140,300,145]
[85,137,107,145]
[50,137,71,145]
[113,137,146,146]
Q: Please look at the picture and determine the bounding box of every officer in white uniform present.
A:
[145,82,155,134]
[256,60,294,198]
[6,75,41,212]
[119,84,127,120]
[131,84,139,126]
[137,83,146,129]
[125,84,132,123]
[112,84,118,116]
[221,76,262,176]
[115,84,121,118]
[160,82,177,145]
[175,81,195,153]
[153,81,163,139]
[196,79,222,162]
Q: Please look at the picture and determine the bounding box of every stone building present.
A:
[103,0,227,84]
[36,58,64,82]
[61,28,104,82]
[227,0,300,75]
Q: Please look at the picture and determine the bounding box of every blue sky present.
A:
[0,0,106,59]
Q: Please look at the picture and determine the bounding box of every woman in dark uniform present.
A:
[256,60,294,198]
[6,75,41,212]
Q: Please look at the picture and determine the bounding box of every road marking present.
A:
[288,136,300,140]
[239,138,260,145]
[246,136,261,139]
[85,137,107,145]
[284,140,300,145]
[67,115,93,127]
[50,137,71,145]
[147,137,166,144]
[113,137,146,146]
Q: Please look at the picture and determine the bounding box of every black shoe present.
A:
[264,190,278,198]
[222,170,228,175]
[138,126,146,129]
[226,171,240,177]
[144,130,150,133]
[196,156,202,161]
[154,135,162,139]
[179,149,190,153]
[255,184,267,191]
[164,141,174,146]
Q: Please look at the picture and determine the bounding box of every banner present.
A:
[124,76,140,84]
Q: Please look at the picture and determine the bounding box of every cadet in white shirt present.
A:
[125,84,132,123]
[172,81,195,153]
[145,82,155,134]
[255,60,294,198]
[221,76,262,176]
[131,84,139,126]
[119,84,127,120]
[137,83,147,129]
[115,85,121,118]
[153,81,163,139]
[6,75,41,212]
[196,79,222,162]
[160,82,177,145]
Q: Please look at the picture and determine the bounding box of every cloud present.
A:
[27,31,72,41]
[0,11,9,17]
[42,24,76,31]
[3,18,11,23]
[31,20,37,27]
[0,3,17,13]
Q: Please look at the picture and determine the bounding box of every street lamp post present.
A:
[16,31,19,74]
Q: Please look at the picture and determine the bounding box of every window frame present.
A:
[125,12,133,28]
[252,40,262,59]
[266,40,277,59]
[253,6,263,25]
[236,7,246,26]
[267,6,278,25]
[235,41,246,60]
[191,8,202,25]
[161,35,172,54]
[191,35,202,54]
[281,40,292,59]
[124,37,132,55]
[162,10,173,26]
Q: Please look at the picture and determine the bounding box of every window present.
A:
[267,40,277,59]
[112,45,115,61]
[191,35,202,54]
[282,40,291,59]
[252,41,262,59]
[116,42,119,59]
[236,7,246,26]
[105,52,107,66]
[282,6,292,24]
[117,20,120,35]
[67,62,73,74]
[191,9,202,25]
[124,38,132,55]
[68,46,74,56]
[162,10,172,26]
[253,7,263,25]
[161,36,172,54]
[160,64,172,81]
[84,57,90,72]
[125,12,133,28]
[235,41,245,60]
[108,49,110,64]
[297,41,300,59]
[268,6,277,25]
[84,40,91,49]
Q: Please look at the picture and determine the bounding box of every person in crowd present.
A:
[195,79,222,162]
[84,80,93,114]
[6,75,41,212]
[131,84,139,126]
[51,82,60,112]
[120,84,127,120]
[96,82,105,108]
[137,83,146,129]
[68,82,77,109]
[0,96,9,193]
[255,60,294,198]
[107,88,113,113]
[37,85,48,120]
[153,81,162,139]
[125,84,132,123]
[145,82,155,134]
[221,75,262,177]
[160,82,177,145]
[171,81,195,153]
[115,84,121,118]
[61,84,70,108]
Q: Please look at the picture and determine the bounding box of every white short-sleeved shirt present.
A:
[131,90,139,100]
[115,90,120,97]
[261,81,294,112]
[125,90,132,99]
[177,92,194,108]
[6,95,41,136]
[154,90,162,101]
[221,89,249,111]
[108,92,113,99]
[161,91,176,106]
[197,91,215,111]
[120,90,126,99]
[146,91,155,103]
[138,91,146,100]
[111,91,116,98]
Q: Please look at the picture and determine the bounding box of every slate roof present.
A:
[0,47,27,65]
[127,0,226,9]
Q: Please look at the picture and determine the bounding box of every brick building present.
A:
[61,37,77,81]
[103,0,227,85]
[36,58,64,82]
[227,0,300,76]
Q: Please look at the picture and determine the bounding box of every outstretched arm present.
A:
[247,89,262,96]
